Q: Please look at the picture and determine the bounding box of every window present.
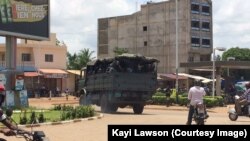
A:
[202,38,210,47]
[202,21,210,31]
[45,54,53,62]
[191,20,200,30]
[191,3,199,14]
[188,56,194,62]
[144,41,147,46]
[201,5,210,15]
[191,37,200,47]
[21,53,31,61]
[143,26,147,31]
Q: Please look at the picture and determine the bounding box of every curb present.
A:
[145,105,229,113]
[18,114,104,128]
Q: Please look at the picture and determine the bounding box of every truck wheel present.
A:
[79,94,90,105]
[133,104,144,114]
[109,104,118,113]
[101,95,110,113]
[79,95,85,105]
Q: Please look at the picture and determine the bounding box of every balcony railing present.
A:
[0,61,35,70]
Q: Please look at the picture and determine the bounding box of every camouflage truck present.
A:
[78,54,159,114]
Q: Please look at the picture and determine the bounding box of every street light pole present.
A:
[212,47,226,98]
[212,48,216,98]
[175,0,179,103]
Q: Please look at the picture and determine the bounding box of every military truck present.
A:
[78,54,159,114]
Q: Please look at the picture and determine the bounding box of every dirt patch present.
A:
[28,95,79,109]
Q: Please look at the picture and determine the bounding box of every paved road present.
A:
[0,105,249,141]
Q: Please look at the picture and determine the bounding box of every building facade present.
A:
[0,33,69,97]
[98,0,213,73]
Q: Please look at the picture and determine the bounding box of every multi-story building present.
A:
[98,0,212,73]
[0,33,69,96]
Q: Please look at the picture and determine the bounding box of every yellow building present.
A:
[0,33,71,97]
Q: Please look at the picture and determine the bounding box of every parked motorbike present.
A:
[5,109,50,141]
[193,102,208,125]
[228,95,250,121]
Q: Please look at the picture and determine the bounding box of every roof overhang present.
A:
[180,61,250,69]
[39,69,68,78]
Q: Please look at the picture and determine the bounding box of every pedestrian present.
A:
[186,79,208,125]
[65,88,69,101]
[164,86,171,107]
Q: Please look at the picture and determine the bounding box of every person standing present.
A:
[186,79,206,125]
[164,86,171,107]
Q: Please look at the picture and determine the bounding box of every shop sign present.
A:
[44,73,67,78]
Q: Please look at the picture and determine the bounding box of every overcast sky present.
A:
[1,0,250,57]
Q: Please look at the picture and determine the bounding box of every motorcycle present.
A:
[14,130,50,141]
[192,102,208,125]
[5,109,50,141]
[228,95,250,121]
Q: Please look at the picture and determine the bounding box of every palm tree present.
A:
[76,49,95,69]
[67,49,95,70]
[66,52,78,69]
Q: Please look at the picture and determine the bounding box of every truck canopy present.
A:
[86,53,159,74]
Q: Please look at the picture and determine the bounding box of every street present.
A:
[0,99,249,141]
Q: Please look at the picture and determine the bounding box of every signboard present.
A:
[19,90,28,107]
[0,0,50,40]
[15,75,24,90]
[5,90,15,107]
[44,73,68,78]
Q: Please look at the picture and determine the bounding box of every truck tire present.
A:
[133,104,144,114]
[109,104,118,113]
[101,94,110,113]
[79,94,91,105]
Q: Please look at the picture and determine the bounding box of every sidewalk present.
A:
[145,104,233,114]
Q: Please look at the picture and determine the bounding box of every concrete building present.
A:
[98,0,213,74]
[0,33,70,97]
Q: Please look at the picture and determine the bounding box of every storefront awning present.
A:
[67,70,81,75]
[159,73,188,80]
[24,72,39,77]
[178,73,213,83]
[39,69,68,78]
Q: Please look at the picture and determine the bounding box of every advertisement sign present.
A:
[0,0,50,40]
[5,90,15,107]
[19,90,28,107]
[15,75,24,90]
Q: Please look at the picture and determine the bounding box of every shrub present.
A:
[152,92,224,107]
[29,111,38,124]
[38,112,46,123]
[19,110,28,125]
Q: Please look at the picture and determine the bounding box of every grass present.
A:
[0,105,96,126]
[11,110,62,124]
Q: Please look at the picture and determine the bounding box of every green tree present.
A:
[56,38,64,46]
[221,47,250,80]
[76,49,95,69]
[222,47,250,61]
[67,52,78,69]
[113,47,128,56]
[67,49,95,70]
